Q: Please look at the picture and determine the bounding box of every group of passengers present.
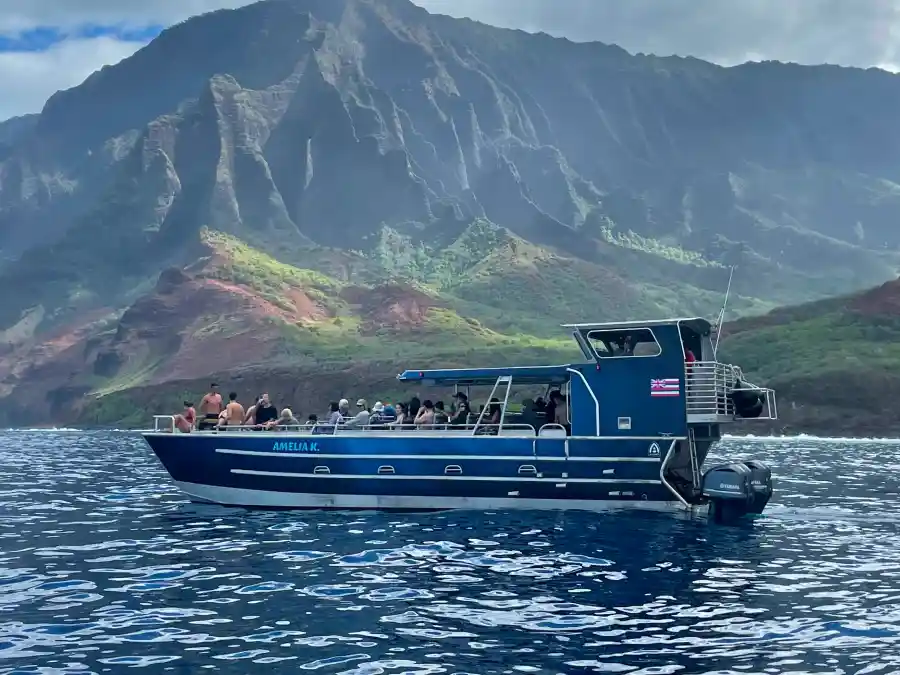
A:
[170,383,569,434]
[172,385,299,433]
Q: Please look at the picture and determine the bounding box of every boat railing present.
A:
[147,419,547,436]
[154,415,176,433]
[686,361,777,421]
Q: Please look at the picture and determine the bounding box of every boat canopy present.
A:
[396,364,574,386]
[562,317,713,336]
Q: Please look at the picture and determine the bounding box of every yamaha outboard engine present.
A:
[743,459,773,514]
[730,380,764,418]
[700,462,754,522]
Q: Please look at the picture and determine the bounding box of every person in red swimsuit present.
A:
[173,401,196,433]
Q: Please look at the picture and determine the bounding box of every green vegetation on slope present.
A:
[723,311,900,385]
[713,280,900,436]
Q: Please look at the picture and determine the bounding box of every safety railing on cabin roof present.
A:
[685,361,777,420]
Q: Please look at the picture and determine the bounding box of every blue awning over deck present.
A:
[396,364,574,386]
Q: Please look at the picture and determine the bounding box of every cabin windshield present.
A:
[391,366,574,436]
[585,327,662,358]
[438,376,571,435]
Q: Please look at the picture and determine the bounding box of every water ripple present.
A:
[0,431,899,673]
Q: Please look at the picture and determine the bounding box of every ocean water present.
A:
[1,432,899,674]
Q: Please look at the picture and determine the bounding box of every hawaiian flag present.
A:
[650,378,680,397]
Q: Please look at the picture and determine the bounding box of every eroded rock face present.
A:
[2,0,900,339]
[4,0,900,426]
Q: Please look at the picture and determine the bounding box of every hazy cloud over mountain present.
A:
[420,0,900,70]
[1,0,898,120]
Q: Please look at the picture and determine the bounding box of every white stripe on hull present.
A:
[230,469,662,484]
[172,481,704,514]
[215,449,661,462]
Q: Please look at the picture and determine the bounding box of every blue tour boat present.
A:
[143,318,778,519]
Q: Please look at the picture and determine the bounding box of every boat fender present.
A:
[742,459,773,514]
[730,381,764,418]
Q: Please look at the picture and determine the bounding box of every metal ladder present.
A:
[688,427,701,489]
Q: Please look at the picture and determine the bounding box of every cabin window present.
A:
[585,327,661,359]
[518,465,538,476]
[313,466,330,474]
[377,465,396,475]
[445,465,463,475]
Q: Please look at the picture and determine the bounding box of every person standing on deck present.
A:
[254,393,278,428]
[684,343,696,396]
[198,383,223,430]
[223,392,245,427]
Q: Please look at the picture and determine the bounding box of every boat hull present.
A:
[143,430,695,513]
[170,480,702,513]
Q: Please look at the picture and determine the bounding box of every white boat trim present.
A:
[229,469,662,484]
[215,449,662,462]
[143,432,685,441]
[566,367,600,435]
[659,438,691,507]
[173,481,702,513]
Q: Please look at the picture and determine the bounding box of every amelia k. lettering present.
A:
[271,441,320,452]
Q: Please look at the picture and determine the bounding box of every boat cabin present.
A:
[397,317,776,438]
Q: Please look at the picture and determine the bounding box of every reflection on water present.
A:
[0,431,899,673]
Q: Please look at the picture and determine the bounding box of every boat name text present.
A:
[272,441,320,452]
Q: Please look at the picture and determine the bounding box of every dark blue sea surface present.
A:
[1,431,900,674]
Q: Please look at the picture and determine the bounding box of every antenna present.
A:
[712,265,735,358]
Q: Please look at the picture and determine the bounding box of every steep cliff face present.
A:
[3,0,900,322]
[2,0,900,428]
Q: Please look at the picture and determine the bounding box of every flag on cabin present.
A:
[650,378,680,397]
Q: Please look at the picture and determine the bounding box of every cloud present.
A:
[0,35,146,120]
[416,0,900,71]
[0,0,899,120]
[0,1,248,35]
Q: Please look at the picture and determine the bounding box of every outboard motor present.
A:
[700,462,754,522]
[730,380,764,418]
[743,459,773,514]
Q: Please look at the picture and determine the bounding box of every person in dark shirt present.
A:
[450,392,471,426]
[254,393,278,428]
[408,395,421,421]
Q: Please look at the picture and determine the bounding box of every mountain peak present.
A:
[3,0,900,426]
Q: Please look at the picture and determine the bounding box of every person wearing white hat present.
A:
[370,401,386,426]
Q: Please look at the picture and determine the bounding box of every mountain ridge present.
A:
[2,0,900,429]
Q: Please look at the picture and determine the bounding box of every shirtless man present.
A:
[198,383,223,430]
[243,395,262,426]
[223,392,245,427]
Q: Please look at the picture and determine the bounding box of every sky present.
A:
[1,0,899,121]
